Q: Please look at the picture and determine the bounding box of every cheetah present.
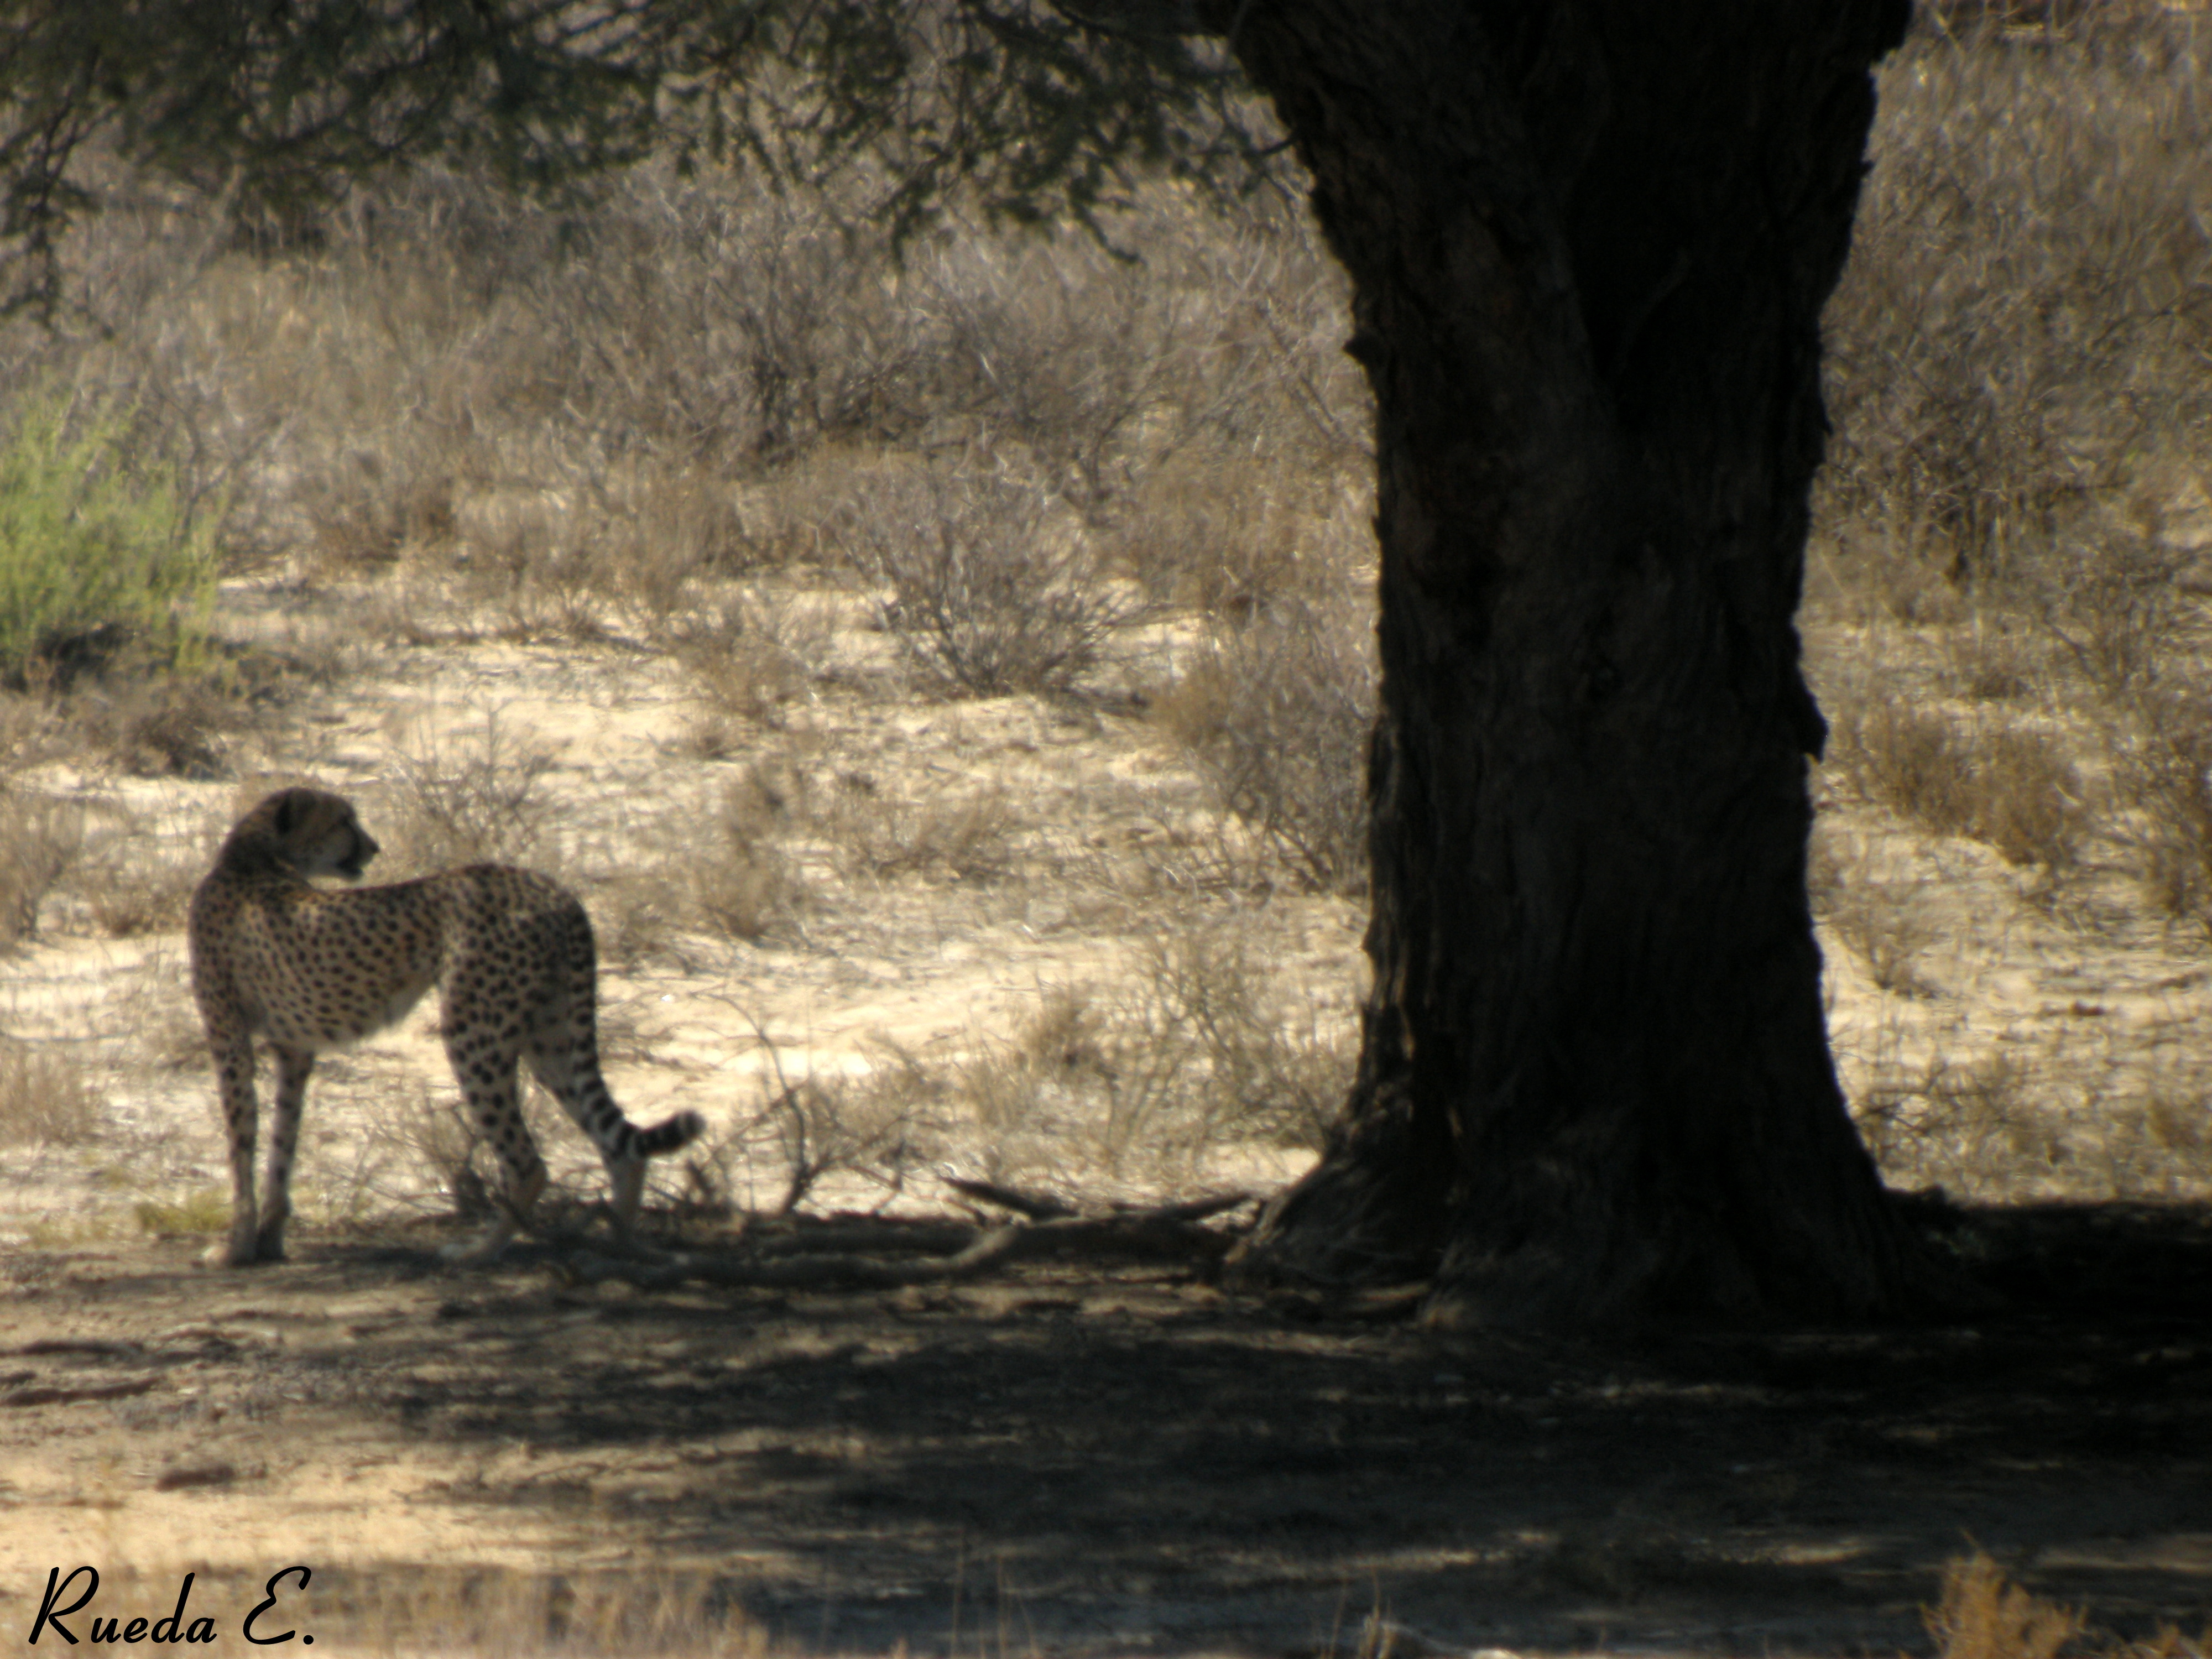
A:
[187,786,703,1267]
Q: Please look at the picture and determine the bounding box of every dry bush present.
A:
[1854,1051,2052,1191]
[675,588,834,736]
[268,1563,769,1659]
[1822,11,2212,592]
[77,833,204,938]
[2006,518,2212,928]
[1112,455,1366,619]
[357,1071,677,1230]
[690,776,804,941]
[1827,689,2089,871]
[915,237,1181,506]
[826,774,1021,885]
[846,464,1135,697]
[1114,927,1349,1156]
[952,935,1351,1179]
[7,131,1369,629]
[2105,682,2212,931]
[0,1039,101,1146]
[378,711,557,873]
[1942,611,2046,703]
[1154,598,1375,895]
[1824,873,1939,998]
[592,770,806,959]
[723,1040,953,1212]
[1927,1554,2083,1659]
[0,792,82,946]
[26,662,257,782]
[1852,1026,2212,1201]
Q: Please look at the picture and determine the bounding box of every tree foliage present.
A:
[0,0,1269,318]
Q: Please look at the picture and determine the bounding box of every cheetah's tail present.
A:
[633,1109,707,1157]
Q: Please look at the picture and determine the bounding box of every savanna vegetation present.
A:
[0,4,2209,1652]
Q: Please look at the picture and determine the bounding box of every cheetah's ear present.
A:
[272,790,301,835]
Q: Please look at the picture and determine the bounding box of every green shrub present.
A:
[0,388,218,680]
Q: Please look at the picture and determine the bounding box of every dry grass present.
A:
[734,1046,953,1213]
[847,463,1136,698]
[946,928,1351,1181]
[1928,1554,2084,1659]
[674,588,835,735]
[689,775,805,941]
[1923,1551,2205,1659]
[1112,452,1363,619]
[826,775,1022,885]
[377,711,558,874]
[1826,688,2090,873]
[0,1037,101,1146]
[1822,11,2212,588]
[1154,598,1375,895]
[1826,875,1940,998]
[69,806,208,938]
[0,790,82,946]
[59,1564,771,1659]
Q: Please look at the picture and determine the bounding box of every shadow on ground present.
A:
[3,1202,2208,1655]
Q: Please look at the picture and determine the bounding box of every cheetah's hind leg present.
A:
[523,1026,703,1250]
[435,996,548,1266]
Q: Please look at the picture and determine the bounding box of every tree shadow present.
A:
[281,1199,2212,1654]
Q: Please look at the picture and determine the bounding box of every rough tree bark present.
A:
[1217,1,1966,1331]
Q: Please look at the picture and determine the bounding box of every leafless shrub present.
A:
[1822,13,2212,591]
[675,588,834,733]
[725,1036,951,1213]
[1118,927,1349,1156]
[305,455,460,576]
[1864,1038,2212,1201]
[62,670,252,781]
[371,1081,585,1225]
[691,777,804,941]
[826,774,1021,885]
[77,823,205,938]
[1154,599,1375,895]
[2013,522,2212,928]
[0,793,82,946]
[1827,690,2089,871]
[1824,875,1939,998]
[1855,1051,2044,1187]
[847,466,1135,697]
[2105,683,2212,931]
[917,241,1176,507]
[954,935,1352,1179]
[0,1039,101,1145]
[379,711,557,873]
[1942,611,2044,703]
[1111,456,1364,619]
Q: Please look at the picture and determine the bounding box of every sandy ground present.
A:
[2,575,2209,1654]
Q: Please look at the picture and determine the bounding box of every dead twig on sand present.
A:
[553,1191,1256,1293]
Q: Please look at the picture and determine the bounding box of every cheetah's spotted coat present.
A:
[187,786,703,1266]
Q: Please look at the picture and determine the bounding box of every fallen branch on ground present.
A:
[552,1192,1256,1294]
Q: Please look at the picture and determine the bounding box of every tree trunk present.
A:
[1220,1,1967,1331]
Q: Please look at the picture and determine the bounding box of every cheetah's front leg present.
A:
[253,1046,314,1262]
[206,1034,264,1268]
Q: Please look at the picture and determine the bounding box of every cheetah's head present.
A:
[231,787,382,882]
